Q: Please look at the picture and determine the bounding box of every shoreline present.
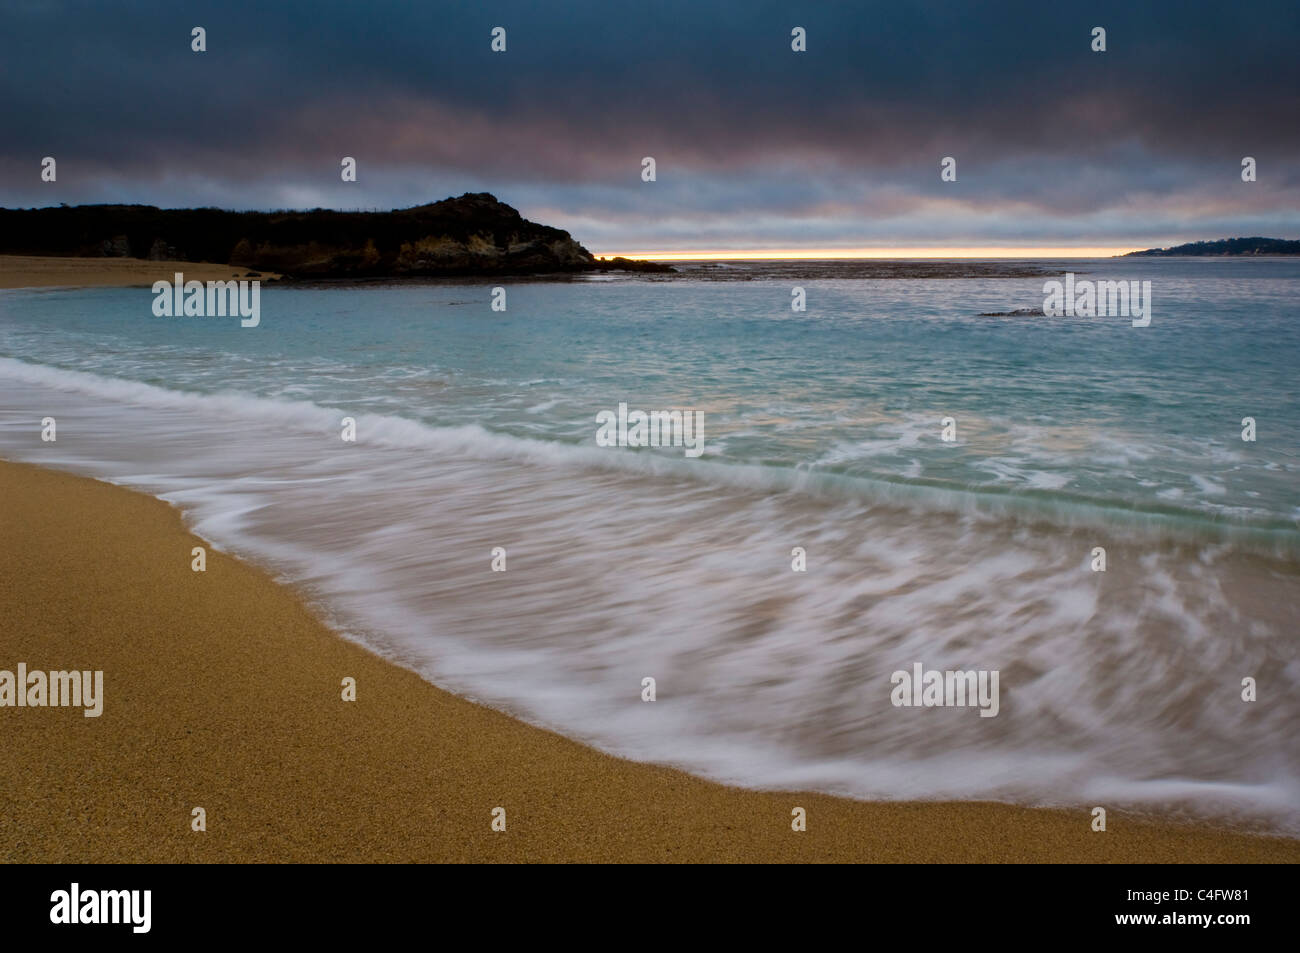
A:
[0,255,281,290]
[7,254,1295,292]
[0,253,1074,288]
[0,254,654,289]
[1,458,1297,862]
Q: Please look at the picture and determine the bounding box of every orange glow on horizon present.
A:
[594,247,1142,261]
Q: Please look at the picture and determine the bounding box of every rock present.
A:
[100,235,131,257]
[148,238,179,261]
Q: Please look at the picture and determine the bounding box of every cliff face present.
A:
[0,193,673,277]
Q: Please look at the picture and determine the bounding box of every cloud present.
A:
[1,0,1296,248]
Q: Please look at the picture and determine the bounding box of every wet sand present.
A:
[0,255,278,289]
[1,459,1296,863]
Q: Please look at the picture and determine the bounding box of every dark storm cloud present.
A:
[0,0,1296,248]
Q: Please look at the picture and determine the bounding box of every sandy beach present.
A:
[0,255,278,290]
[0,459,1295,863]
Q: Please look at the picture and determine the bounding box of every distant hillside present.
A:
[0,193,672,278]
[1124,237,1300,257]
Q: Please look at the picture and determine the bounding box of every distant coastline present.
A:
[1124,237,1300,257]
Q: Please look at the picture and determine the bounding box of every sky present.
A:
[1,0,1297,257]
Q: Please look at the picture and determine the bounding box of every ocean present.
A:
[2,257,1298,832]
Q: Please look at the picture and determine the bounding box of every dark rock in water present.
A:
[0,193,674,279]
[978,307,1045,317]
[592,255,673,274]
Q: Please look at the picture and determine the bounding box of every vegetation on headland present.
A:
[1124,237,1300,257]
[0,192,674,278]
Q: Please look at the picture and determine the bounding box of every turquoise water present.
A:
[4,259,1297,542]
[2,258,1298,830]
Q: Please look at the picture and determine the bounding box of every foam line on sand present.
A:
[1,460,1296,862]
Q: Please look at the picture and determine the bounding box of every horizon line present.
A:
[594,247,1144,261]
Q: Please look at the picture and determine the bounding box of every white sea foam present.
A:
[3,357,1299,833]
[3,358,1293,551]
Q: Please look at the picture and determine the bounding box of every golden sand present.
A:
[0,459,1295,863]
[0,255,279,290]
